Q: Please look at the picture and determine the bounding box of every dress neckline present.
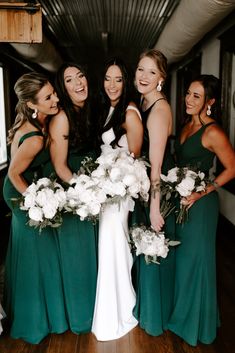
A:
[142,97,166,112]
[179,122,216,146]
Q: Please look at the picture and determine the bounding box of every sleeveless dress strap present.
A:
[126,105,142,120]
[18,131,43,147]
[142,97,166,112]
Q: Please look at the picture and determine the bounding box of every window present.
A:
[0,66,7,167]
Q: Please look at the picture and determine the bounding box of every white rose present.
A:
[23,193,36,209]
[28,206,43,222]
[91,167,106,178]
[55,189,67,208]
[123,174,137,186]
[42,203,57,219]
[109,167,122,182]
[76,206,88,220]
[176,177,195,197]
[35,188,54,207]
[36,177,51,188]
[166,167,179,183]
[114,181,126,197]
[89,202,101,216]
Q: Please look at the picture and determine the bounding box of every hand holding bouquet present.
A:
[130,225,180,264]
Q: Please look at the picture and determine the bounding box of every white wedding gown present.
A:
[0,303,6,335]
[92,106,139,341]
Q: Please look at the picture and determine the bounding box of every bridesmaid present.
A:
[168,75,235,346]
[132,49,176,335]
[91,57,143,341]
[46,62,98,333]
[3,72,70,343]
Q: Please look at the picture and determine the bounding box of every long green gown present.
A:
[167,123,219,346]
[132,99,176,335]
[3,132,69,344]
[43,145,98,334]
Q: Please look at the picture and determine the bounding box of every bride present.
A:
[91,58,143,341]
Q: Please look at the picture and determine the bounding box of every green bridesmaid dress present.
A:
[3,132,68,344]
[167,123,219,346]
[132,100,176,336]
[43,146,98,334]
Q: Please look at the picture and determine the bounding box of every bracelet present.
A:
[211,181,219,189]
[150,180,160,198]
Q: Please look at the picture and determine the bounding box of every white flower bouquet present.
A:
[65,174,107,222]
[20,177,66,232]
[92,144,150,206]
[161,166,209,224]
[64,144,150,221]
[130,225,180,264]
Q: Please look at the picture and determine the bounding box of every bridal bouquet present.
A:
[130,225,180,264]
[92,144,150,208]
[64,174,107,221]
[65,144,150,220]
[161,166,208,224]
[20,177,66,232]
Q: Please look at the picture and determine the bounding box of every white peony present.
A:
[28,206,43,222]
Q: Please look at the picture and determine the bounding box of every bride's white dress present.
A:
[0,303,6,335]
[92,106,140,341]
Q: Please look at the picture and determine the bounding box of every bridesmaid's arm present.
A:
[184,124,235,208]
[49,111,73,183]
[148,103,172,232]
[123,106,143,157]
[8,136,44,194]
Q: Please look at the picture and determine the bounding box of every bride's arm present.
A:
[123,108,143,157]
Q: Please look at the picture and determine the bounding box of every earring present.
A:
[157,81,162,92]
[32,109,38,119]
[206,105,211,116]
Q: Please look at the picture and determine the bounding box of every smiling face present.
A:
[104,65,124,106]
[185,81,207,116]
[28,82,59,120]
[135,56,162,96]
[64,66,88,107]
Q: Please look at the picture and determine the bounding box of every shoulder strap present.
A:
[18,131,43,147]
[126,105,142,120]
[142,97,166,112]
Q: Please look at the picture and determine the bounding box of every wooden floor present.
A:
[0,215,234,353]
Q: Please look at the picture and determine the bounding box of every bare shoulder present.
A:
[125,102,141,121]
[204,122,226,140]
[49,109,69,133]
[148,99,172,127]
[20,134,44,155]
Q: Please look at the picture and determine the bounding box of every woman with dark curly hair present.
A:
[47,62,98,334]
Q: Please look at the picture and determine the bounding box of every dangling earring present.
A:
[157,81,162,92]
[206,105,211,116]
[32,108,38,119]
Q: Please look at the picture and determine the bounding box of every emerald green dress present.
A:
[167,123,219,346]
[3,132,69,344]
[132,100,176,335]
[43,146,98,334]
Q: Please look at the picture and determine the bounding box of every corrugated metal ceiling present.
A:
[39,0,180,66]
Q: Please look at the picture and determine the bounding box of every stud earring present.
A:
[157,81,162,92]
[32,109,38,119]
[206,105,211,116]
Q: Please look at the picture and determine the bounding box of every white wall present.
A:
[201,38,220,77]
